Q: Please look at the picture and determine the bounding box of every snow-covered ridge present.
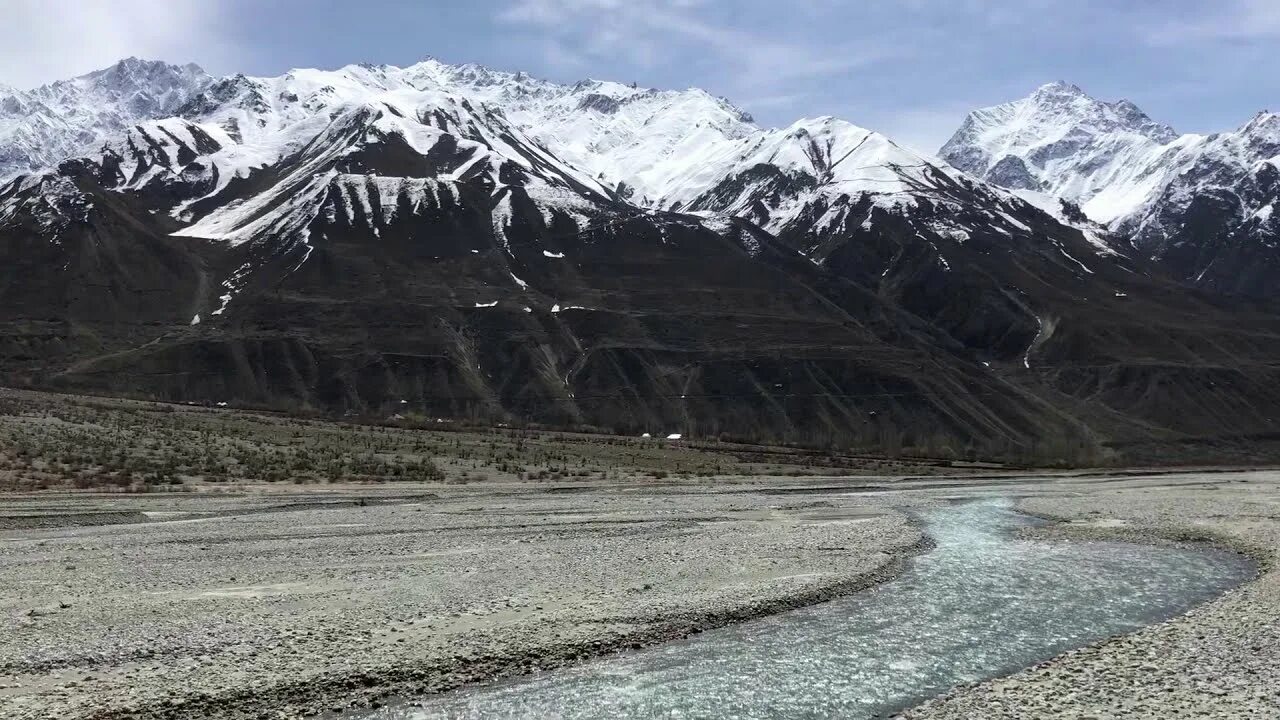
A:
[160,87,614,245]
[4,57,966,212]
[15,58,987,243]
[940,82,1180,220]
[176,58,761,208]
[398,61,986,233]
[2,55,1133,275]
[941,83,1279,257]
[0,58,211,181]
[410,59,759,205]
[664,116,959,233]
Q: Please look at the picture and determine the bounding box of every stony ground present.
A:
[0,479,925,719]
[900,471,1280,719]
[10,471,1278,720]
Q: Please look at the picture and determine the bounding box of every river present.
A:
[359,499,1254,719]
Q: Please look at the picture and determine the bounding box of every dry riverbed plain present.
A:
[1,389,1278,718]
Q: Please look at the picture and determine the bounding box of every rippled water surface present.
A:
[363,500,1253,719]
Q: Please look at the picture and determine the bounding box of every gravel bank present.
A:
[6,471,1275,719]
[0,480,924,719]
[899,471,1280,719]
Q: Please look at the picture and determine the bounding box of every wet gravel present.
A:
[900,471,1280,719]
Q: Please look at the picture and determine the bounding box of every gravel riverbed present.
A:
[3,471,1277,719]
[899,470,1280,719]
[0,480,924,719]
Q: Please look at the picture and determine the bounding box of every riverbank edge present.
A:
[1015,500,1272,574]
[892,497,1270,719]
[87,523,938,719]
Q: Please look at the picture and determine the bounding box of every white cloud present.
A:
[497,0,894,91]
[0,0,233,89]
[1146,0,1280,44]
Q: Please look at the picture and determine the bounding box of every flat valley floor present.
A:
[1,390,1277,718]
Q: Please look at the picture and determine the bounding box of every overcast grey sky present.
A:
[2,0,1276,153]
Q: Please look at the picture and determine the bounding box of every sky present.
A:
[1,0,1277,154]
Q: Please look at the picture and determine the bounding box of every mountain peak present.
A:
[1033,80,1086,97]
[85,57,208,85]
[940,78,1280,286]
[1242,110,1279,135]
[1238,111,1280,158]
[960,82,1176,140]
[0,57,213,181]
[939,81,1180,213]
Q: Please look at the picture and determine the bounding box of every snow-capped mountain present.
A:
[23,58,1125,274]
[73,59,1131,338]
[941,82,1178,215]
[401,59,759,205]
[3,57,1280,463]
[0,58,211,181]
[941,84,1280,293]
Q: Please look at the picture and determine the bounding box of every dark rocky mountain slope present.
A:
[2,60,1280,465]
